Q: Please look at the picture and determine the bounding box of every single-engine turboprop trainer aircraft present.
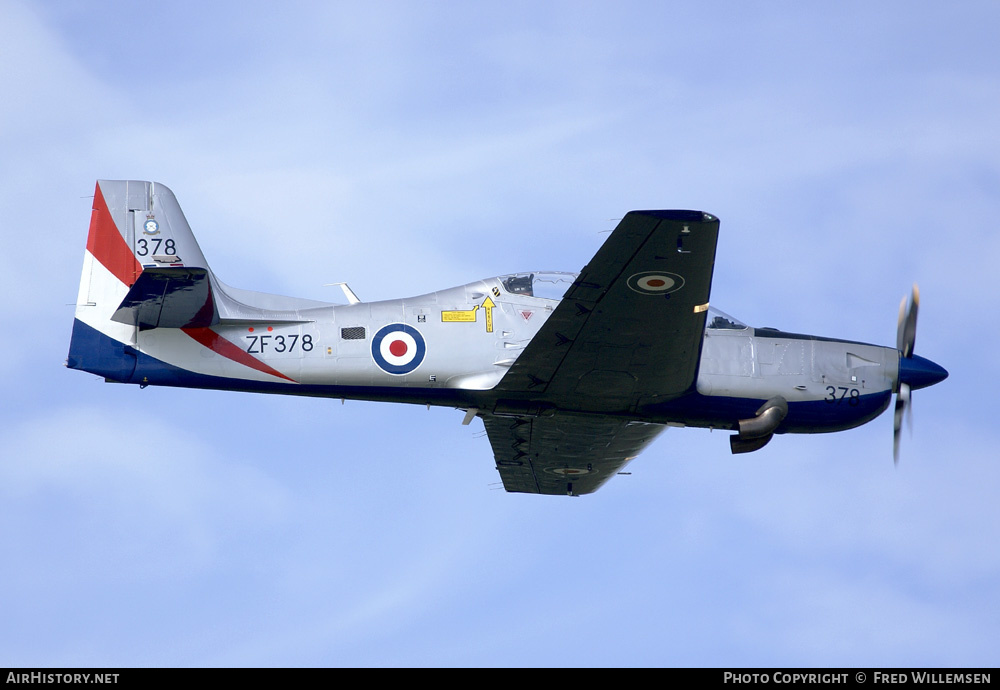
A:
[68,180,947,495]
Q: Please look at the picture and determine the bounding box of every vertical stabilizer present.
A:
[67,180,334,384]
[68,181,215,380]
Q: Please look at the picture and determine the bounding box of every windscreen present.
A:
[499,272,577,300]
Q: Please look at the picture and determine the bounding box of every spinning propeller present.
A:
[893,284,948,464]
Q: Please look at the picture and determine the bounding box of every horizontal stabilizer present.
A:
[112,267,219,330]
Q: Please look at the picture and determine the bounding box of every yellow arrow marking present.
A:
[441,305,479,322]
[482,296,496,333]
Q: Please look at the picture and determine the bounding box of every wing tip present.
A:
[629,210,716,223]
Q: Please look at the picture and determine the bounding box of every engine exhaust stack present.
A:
[730,396,788,454]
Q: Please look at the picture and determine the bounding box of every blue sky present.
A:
[1,0,998,667]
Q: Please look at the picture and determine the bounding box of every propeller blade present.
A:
[891,284,947,465]
[907,389,913,435]
[893,382,910,466]
[896,284,919,358]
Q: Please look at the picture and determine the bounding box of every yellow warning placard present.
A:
[442,296,497,332]
[442,305,479,322]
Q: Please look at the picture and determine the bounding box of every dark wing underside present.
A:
[483,413,666,495]
[482,210,720,495]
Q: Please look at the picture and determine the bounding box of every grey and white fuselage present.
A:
[68,180,947,494]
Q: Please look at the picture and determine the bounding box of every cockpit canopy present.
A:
[705,307,747,331]
[499,272,578,300]
[496,276,747,334]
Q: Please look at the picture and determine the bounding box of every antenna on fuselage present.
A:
[324,282,361,304]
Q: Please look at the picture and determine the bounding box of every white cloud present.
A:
[0,406,292,581]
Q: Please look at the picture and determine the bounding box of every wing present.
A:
[483,210,718,495]
[495,210,720,412]
[482,413,666,495]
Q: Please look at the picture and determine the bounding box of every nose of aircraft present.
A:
[898,354,948,390]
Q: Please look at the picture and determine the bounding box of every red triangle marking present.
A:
[182,327,296,383]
